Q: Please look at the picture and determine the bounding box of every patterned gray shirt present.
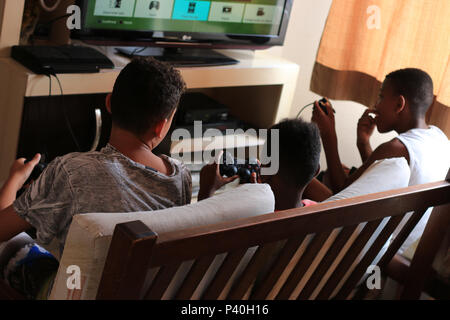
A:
[13,144,192,251]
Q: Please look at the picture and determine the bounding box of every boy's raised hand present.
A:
[198,152,239,200]
[311,98,336,143]
[7,154,41,191]
[357,109,376,145]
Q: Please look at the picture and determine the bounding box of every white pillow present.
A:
[319,158,410,296]
[49,183,275,300]
[324,157,411,202]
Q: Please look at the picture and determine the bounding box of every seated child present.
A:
[306,68,450,257]
[198,118,322,212]
[306,68,450,200]
[0,57,191,298]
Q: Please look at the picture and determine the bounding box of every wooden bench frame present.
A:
[1,172,448,300]
[96,171,450,300]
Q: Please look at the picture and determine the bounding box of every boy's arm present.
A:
[303,177,334,202]
[343,138,409,188]
[0,154,41,210]
[0,205,32,242]
[312,102,408,193]
[0,180,21,211]
[304,138,409,200]
[311,100,348,193]
[0,154,40,242]
[357,109,376,163]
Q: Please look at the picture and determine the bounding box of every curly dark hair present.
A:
[110,57,186,136]
[266,118,321,188]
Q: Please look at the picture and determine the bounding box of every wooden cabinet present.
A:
[0,0,299,182]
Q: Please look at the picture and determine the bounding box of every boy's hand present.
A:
[7,154,41,191]
[198,160,238,200]
[250,159,262,184]
[311,98,336,143]
[357,109,376,146]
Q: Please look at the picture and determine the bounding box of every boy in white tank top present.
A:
[307,68,449,199]
[307,68,449,262]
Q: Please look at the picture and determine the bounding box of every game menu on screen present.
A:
[86,0,285,36]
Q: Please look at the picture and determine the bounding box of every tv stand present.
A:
[0,48,300,183]
[115,47,239,67]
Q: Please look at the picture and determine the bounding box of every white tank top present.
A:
[396,125,450,186]
[395,125,449,258]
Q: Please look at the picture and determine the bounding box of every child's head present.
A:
[262,118,321,198]
[109,57,186,139]
[374,68,434,133]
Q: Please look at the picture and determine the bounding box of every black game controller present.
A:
[318,98,334,115]
[297,97,336,118]
[219,155,260,184]
[17,158,48,197]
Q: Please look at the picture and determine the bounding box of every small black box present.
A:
[176,92,230,125]
[11,45,114,74]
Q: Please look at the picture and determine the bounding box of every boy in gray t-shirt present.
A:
[13,144,191,252]
[0,58,192,297]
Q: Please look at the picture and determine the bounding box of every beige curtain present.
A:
[310,0,450,134]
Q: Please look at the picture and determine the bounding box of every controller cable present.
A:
[296,102,315,118]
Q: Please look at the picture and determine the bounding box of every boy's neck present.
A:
[274,188,305,211]
[396,116,428,134]
[108,126,161,167]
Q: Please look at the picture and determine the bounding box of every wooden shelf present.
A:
[0,0,299,183]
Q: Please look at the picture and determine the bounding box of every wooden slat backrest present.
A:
[400,202,450,299]
[96,178,450,300]
[275,230,333,299]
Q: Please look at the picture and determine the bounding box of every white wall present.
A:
[258,0,396,169]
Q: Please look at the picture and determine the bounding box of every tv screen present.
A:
[74,0,293,48]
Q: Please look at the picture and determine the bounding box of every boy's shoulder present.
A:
[159,154,192,181]
[51,148,112,171]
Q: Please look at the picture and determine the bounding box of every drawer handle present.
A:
[90,108,102,151]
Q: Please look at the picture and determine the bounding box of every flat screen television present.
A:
[72,0,294,66]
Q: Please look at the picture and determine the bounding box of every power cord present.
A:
[45,68,81,151]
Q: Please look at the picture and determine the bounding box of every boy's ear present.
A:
[154,118,168,138]
[396,95,406,114]
[314,164,321,178]
[105,93,112,114]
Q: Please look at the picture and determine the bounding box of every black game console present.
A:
[11,45,115,74]
[176,92,230,125]
[174,92,244,135]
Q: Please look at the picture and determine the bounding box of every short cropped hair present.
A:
[385,68,434,117]
[111,57,186,136]
[266,118,321,188]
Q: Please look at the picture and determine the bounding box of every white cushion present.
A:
[324,157,411,202]
[318,158,411,296]
[49,183,274,300]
